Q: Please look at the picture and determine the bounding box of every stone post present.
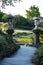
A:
[6,15,14,43]
[6,14,14,35]
[33,17,40,46]
[33,29,40,46]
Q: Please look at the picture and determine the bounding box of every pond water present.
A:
[0,45,36,65]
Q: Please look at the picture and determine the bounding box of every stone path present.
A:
[0,45,36,65]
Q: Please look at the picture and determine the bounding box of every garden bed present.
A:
[0,31,20,59]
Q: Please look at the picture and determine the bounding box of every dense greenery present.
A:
[39,28,43,43]
[14,15,28,28]
[2,13,8,22]
[32,45,43,65]
[0,31,20,59]
[0,12,35,30]
[0,1,43,64]
[31,27,43,65]
[14,15,34,29]
[13,31,34,45]
[0,12,4,22]
[26,5,40,20]
[0,12,8,22]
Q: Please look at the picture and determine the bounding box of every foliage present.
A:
[39,28,43,43]
[15,36,33,44]
[0,31,20,59]
[14,32,34,44]
[14,15,28,26]
[0,12,34,30]
[0,12,8,22]
[0,12,4,22]
[0,0,21,8]
[2,13,8,22]
[26,5,40,20]
[28,19,35,28]
[32,45,43,65]
[14,15,34,30]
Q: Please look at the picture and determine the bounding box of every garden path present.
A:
[0,45,36,65]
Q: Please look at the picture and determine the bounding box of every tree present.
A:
[26,5,40,20]
[13,15,29,29]
[0,11,8,22]
[0,12,4,22]
[2,13,8,22]
[0,0,21,8]
[13,15,34,30]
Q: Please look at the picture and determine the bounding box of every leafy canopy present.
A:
[0,0,21,8]
[14,15,28,26]
[0,12,8,22]
[26,5,40,19]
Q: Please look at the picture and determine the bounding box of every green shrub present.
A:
[32,45,43,65]
[0,31,20,59]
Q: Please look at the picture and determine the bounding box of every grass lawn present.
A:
[13,31,34,45]
[15,36,33,44]
[1,22,43,45]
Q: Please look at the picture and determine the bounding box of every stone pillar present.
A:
[6,15,14,43]
[33,29,40,46]
[6,15,14,35]
[33,17,40,46]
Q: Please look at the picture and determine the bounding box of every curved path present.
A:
[0,45,36,65]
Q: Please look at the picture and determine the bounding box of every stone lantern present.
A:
[6,14,14,35]
[33,17,40,46]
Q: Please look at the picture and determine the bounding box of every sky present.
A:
[1,0,43,17]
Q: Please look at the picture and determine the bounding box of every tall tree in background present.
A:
[26,5,40,20]
[14,15,28,27]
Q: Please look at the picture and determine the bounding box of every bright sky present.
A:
[1,0,43,17]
